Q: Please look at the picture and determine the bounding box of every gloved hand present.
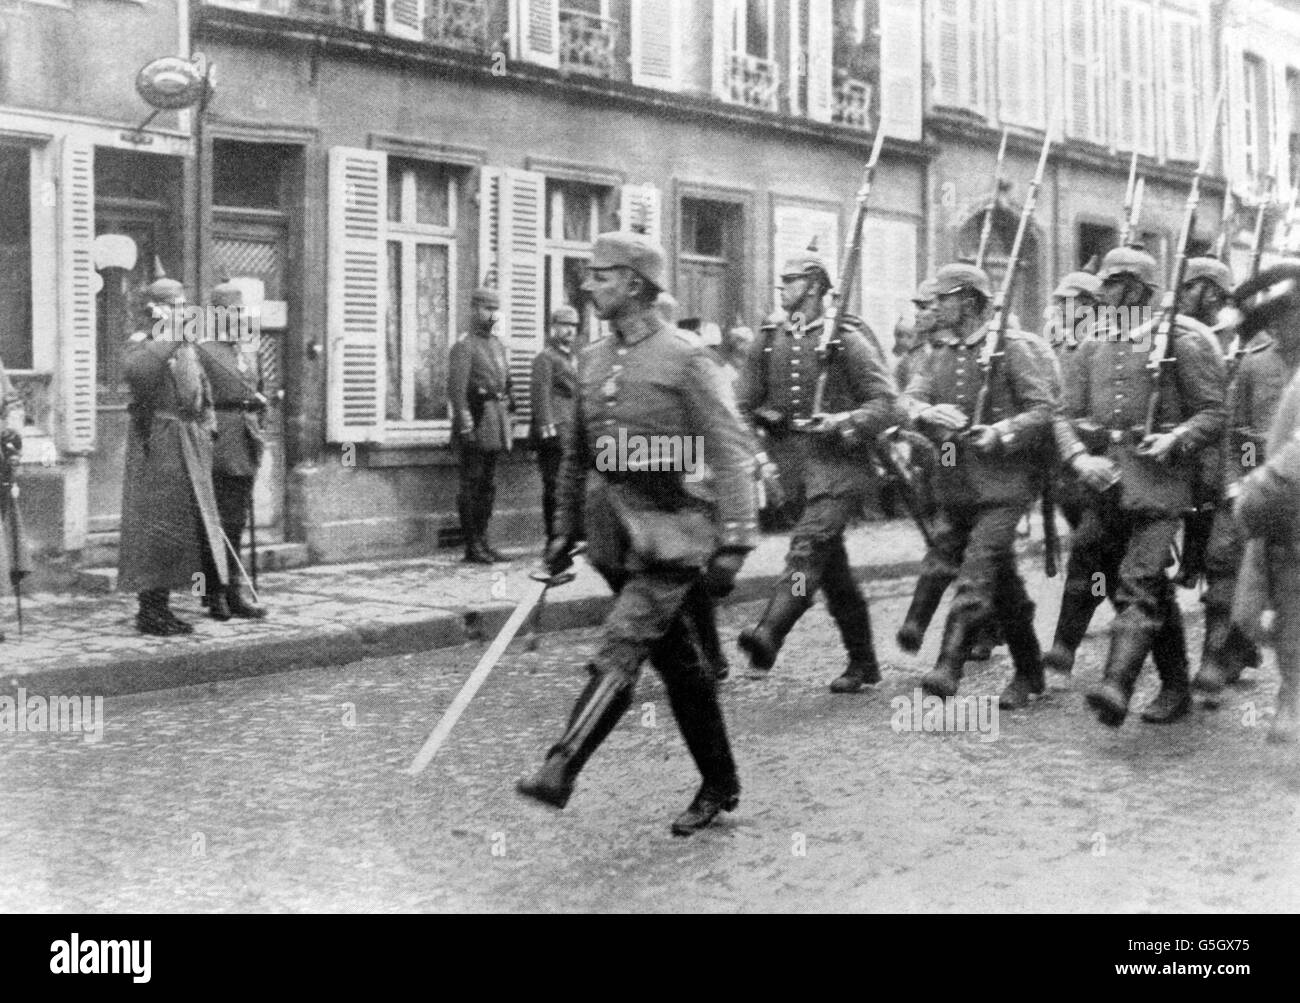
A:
[543,535,575,576]
[917,403,969,433]
[964,424,999,455]
[1072,454,1120,493]
[704,548,747,598]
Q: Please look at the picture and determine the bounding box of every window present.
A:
[1243,53,1273,182]
[789,0,833,123]
[386,159,457,425]
[1077,222,1117,270]
[682,199,729,258]
[713,0,779,110]
[678,196,743,329]
[0,147,32,371]
[832,0,880,128]
[1162,7,1201,162]
[213,142,286,209]
[996,0,1047,129]
[931,0,984,114]
[544,179,605,349]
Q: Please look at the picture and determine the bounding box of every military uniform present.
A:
[517,233,757,836]
[530,307,580,544]
[899,266,1055,707]
[449,288,514,562]
[0,357,30,643]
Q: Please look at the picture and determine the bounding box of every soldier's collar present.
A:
[613,308,660,346]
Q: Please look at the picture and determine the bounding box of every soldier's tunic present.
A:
[553,305,756,788]
[1054,317,1225,638]
[902,323,1055,626]
[118,340,228,593]
[529,340,578,543]
[448,329,514,541]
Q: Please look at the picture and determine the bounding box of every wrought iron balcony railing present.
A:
[558,8,618,79]
[203,0,492,53]
[721,51,779,112]
[426,0,491,52]
[833,74,872,130]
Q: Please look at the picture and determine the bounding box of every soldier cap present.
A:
[210,280,244,309]
[1183,257,1233,293]
[911,278,941,305]
[934,263,993,299]
[1098,247,1158,286]
[591,231,666,290]
[550,304,580,325]
[779,254,834,288]
[146,277,185,303]
[1052,272,1102,299]
[471,287,500,309]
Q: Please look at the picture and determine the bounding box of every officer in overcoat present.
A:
[530,304,580,545]
[449,288,514,563]
[517,232,757,836]
[1054,248,1226,727]
[118,278,228,635]
[736,254,902,693]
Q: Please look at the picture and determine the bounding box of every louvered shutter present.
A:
[805,0,833,124]
[879,0,921,139]
[632,0,681,91]
[932,0,982,114]
[1162,10,1199,162]
[859,218,916,358]
[1063,0,1103,144]
[385,0,424,40]
[620,184,662,245]
[513,0,560,69]
[59,138,95,455]
[327,147,387,444]
[998,0,1045,128]
[932,0,961,108]
[712,0,734,101]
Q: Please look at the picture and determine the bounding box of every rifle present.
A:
[975,129,1010,270]
[1119,152,1146,248]
[1143,80,1227,438]
[1249,175,1276,280]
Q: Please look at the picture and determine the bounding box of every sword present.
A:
[406,561,579,775]
[220,526,261,606]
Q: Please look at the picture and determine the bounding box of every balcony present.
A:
[833,73,872,130]
[558,8,618,79]
[203,0,371,30]
[426,0,491,53]
[721,51,779,112]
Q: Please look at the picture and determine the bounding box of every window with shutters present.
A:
[831,0,879,129]
[930,0,984,115]
[1062,0,1104,144]
[789,0,833,123]
[679,197,744,330]
[544,179,606,350]
[714,0,780,111]
[511,0,562,68]
[0,146,33,372]
[1243,52,1274,183]
[558,0,618,78]
[1161,8,1201,162]
[996,0,1046,129]
[1113,0,1156,156]
[631,0,681,90]
[385,159,459,427]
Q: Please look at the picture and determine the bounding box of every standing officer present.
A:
[449,288,514,564]
[1198,264,1300,696]
[736,254,901,693]
[516,232,757,836]
[1054,247,1225,727]
[197,281,267,620]
[118,277,228,635]
[1229,263,1300,743]
[897,263,1055,709]
[530,305,580,545]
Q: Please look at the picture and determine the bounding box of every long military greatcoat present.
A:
[118,339,228,593]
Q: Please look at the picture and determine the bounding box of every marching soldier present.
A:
[735,254,901,693]
[897,263,1055,709]
[1229,263,1300,743]
[118,277,229,635]
[1053,247,1226,727]
[1045,271,1102,356]
[516,233,757,835]
[1200,264,1300,698]
[449,288,515,564]
[197,281,267,620]
[530,305,580,545]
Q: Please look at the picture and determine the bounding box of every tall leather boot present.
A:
[1043,581,1104,674]
[999,605,1045,709]
[1140,603,1192,723]
[136,589,193,636]
[687,591,729,681]
[823,547,882,693]
[226,582,266,620]
[896,572,951,654]
[737,577,813,675]
[1194,605,1252,694]
[516,666,635,808]
[1085,626,1154,728]
[920,606,977,699]
[460,500,494,564]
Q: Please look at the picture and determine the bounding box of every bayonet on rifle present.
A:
[976,129,1010,270]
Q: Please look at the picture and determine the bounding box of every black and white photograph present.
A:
[1,0,1299,938]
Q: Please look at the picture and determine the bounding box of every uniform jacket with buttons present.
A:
[737,313,901,498]
[449,330,514,452]
[529,341,577,445]
[901,322,1056,506]
[1054,314,1226,513]
[554,305,757,573]
[197,340,266,479]
[1222,334,1298,489]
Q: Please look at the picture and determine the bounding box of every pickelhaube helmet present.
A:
[779,253,833,289]
[1098,246,1158,286]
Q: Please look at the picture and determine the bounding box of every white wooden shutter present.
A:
[481,168,545,422]
[59,138,95,455]
[620,184,662,245]
[1113,0,1155,155]
[712,0,734,101]
[806,0,833,124]
[1063,0,1103,144]
[385,0,424,40]
[997,0,1045,129]
[772,204,839,311]
[632,0,681,91]
[1162,9,1200,162]
[931,0,982,114]
[327,147,387,444]
[879,0,921,139]
[512,0,560,69]
[859,217,916,359]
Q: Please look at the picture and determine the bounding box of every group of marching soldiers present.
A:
[511,221,1300,836]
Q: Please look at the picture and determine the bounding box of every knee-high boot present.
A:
[896,572,951,653]
[822,547,882,693]
[999,603,1045,710]
[1043,580,1104,674]
[920,604,980,699]
[1141,602,1192,723]
[737,575,813,675]
[1086,625,1155,728]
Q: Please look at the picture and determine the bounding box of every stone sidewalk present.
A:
[0,518,1047,698]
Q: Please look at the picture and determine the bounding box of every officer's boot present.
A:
[823,551,882,693]
[1085,626,1154,728]
[226,582,266,620]
[688,592,730,682]
[479,519,507,563]
[1268,620,1300,745]
[896,573,950,654]
[920,607,977,699]
[1043,581,1103,675]
[1141,604,1192,724]
[737,576,813,676]
[207,582,232,621]
[1193,604,1234,695]
[136,589,193,636]
[460,501,494,564]
[999,605,1045,710]
[516,664,635,808]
